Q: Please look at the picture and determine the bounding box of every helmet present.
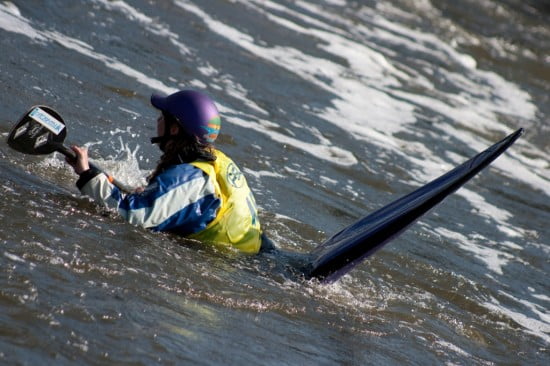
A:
[151,90,221,143]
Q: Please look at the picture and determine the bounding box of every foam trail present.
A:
[92,0,191,55]
[175,0,416,137]
[0,3,176,94]
[222,115,357,166]
[173,1,548,197]
[483,292,550,344]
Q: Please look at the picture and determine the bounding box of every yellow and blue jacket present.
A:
[76,150,261,254]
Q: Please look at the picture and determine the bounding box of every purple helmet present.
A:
[151,90,221,143]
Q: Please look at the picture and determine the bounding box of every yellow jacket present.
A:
[189,150,262,254]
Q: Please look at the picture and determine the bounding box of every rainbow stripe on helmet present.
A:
[202,116,221,143]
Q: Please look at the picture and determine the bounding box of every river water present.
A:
[0,0,548,364]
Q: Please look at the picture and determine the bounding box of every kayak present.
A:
[301,129,523,282]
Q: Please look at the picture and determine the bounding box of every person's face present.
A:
[157,114,166,137]
[157,114,179,137]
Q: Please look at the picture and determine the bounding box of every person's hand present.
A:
[66,145,90,175]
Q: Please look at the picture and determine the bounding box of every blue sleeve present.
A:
[79,164,221,235]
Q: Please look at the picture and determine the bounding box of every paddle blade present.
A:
[7,106,67,155]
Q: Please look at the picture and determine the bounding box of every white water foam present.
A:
[431,226,550,344]
[0,3,176,94]
[171,0,549,193]
[91,0,191,55]
[174,0,413,153]
[483,291,550,344]
[433,227,513,276]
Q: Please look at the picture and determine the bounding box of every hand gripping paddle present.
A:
[7,105,130,192]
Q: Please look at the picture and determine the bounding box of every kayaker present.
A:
[66,90,263,254]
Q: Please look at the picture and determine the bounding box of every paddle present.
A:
[7,105,131,193]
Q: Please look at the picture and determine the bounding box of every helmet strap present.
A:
[150,135,169,150]
[151,113,179,151]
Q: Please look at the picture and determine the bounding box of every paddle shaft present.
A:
[56,143,132,193]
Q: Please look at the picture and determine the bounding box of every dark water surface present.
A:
[1,0,549,364]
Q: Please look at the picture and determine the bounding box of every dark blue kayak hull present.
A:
[304,129,523,282]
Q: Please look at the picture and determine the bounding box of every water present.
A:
[1,0,549,364]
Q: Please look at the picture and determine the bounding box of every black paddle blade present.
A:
[7,106,67,155]
[6,105,128,192]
